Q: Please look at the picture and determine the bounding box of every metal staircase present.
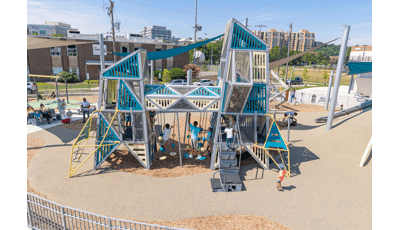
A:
[210,118,244,192]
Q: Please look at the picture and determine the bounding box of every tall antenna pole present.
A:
[109,0,117,62]
[254,25,267,40]
[284,23,292,82]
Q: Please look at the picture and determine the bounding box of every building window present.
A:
[69,67,79,76]
[50,46,61,56]
[67,45,78,56]
[134,47,140,52]
[52,67,63,75]
[121,45,129,53]
[156,48,162,52]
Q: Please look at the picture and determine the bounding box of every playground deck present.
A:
[27,109,371,230]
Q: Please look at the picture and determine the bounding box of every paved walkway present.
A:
[27,114,83,134]
[27,110,372,230]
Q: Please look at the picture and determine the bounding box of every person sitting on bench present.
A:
[39,103,52,124]
[34,110,42,123]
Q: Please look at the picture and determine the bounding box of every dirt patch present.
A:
[270,101,340,113]
[27,138,49,199]
[143,215,293,230]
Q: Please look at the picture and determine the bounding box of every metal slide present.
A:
[314,100,372,123]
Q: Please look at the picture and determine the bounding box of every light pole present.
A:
[254,25,267,39]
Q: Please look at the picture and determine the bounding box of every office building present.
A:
[27,21,78,37]
[140,26,172,43]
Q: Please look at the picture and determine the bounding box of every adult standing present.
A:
[290,89,296,102]
[80,98,90,123]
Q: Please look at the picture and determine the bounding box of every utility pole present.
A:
[107,0,117,63]
[254,25,267,40]
[284,23,292,82]
[193,0,197,63]
[277,32,284,77]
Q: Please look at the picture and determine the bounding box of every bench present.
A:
[27,109,61,126]
[318,97,326,103]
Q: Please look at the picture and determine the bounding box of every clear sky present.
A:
[27,0,372,45]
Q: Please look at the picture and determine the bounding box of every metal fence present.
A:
[27,193,189,230]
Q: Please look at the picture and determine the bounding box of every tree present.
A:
[32,32,38,35]
[57,71,79,83]
[153,69,162,79]
[169,67,186,79]
[161,69,171,83]
[183,64,200,78]
[302,68,309,80]
[280,68,286,78]
[323,69,329,85]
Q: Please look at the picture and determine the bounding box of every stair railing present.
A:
[235,116,244,170]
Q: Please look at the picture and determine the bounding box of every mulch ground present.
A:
[27,138,49,199]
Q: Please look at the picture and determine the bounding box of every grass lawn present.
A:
[272,66,351,86]
[36,82,98,89]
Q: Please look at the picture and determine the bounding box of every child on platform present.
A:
[219,123,237,150]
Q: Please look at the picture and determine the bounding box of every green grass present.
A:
[36,82,99,89]
[272,67,351,86]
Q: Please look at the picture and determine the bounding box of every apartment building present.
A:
[349,45,372,62]
[27,36,189,81]
[253,28,316,52]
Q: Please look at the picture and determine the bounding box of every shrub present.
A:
[169,67,186,79]
[84,80,99,83]
[183,64,200,78]
[162,69,171,83]
[56,71,79,83]
[154,70,162,79]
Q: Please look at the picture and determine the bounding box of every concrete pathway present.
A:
[27,114,83,134]
[28,110,372,230]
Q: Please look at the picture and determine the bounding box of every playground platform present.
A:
[27,109,372,230]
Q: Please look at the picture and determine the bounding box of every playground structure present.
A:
[68,18,338,191]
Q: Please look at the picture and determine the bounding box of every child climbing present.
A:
[149,110,157,128]
[277,163,287,191]
[219,123,237,150]
[161,123,174,148]
[188,114,202,159]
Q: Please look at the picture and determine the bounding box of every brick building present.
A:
[27,37,189,81]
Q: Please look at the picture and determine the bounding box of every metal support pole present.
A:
[325,70,334,111]
[176,112,182,167]
[273,110,276,120]
[284,23,292,82]
[65,80,69,104]
[244,18,248,27]
[150,60,154,84]
[183,112,189,153]
[326,25,350,131]
[287,117,291,143]
[265,48,270,131]
[254,112,257,144]
[55,78,58,99]
[33,77,38,101]
[98,34,105,110]
[360,137,372,167]
[348,75,354,94]
[187,69,192,85]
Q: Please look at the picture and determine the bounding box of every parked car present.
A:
[192,79,213,86]
[286,77,303,85]
[166,79,187,85]
[27,82,36,94]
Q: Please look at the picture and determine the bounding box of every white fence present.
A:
[27,193,189,230]
[295,91,369,109]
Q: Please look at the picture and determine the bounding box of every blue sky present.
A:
[27,0,372,45]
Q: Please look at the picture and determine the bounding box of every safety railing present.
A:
[248,145,269,169]
[27,193,189,230]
